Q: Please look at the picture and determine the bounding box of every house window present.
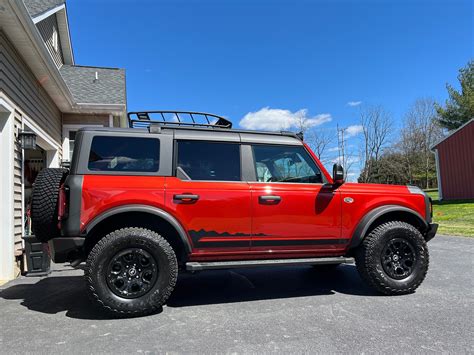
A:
[68,130,76,161]
[52,28,59,52]
[63,125,103,162]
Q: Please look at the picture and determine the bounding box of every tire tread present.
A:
[355,221,429,295]
[84,227,178,317]
[31,168,68,242]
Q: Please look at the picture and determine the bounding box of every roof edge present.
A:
[31,3,64,23]
[62,64,125,71]
[431,118,474,150]
[8,0,75,108]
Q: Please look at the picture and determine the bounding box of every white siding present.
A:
[1,30,62,256]
[36,14,64,68]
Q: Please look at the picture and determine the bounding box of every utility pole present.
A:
[337,125,346,167]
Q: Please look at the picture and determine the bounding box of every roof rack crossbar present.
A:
[128,110,232,129]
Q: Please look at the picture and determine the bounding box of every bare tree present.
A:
[399,98,444,188]
[359,105,393,183]
[305,128,335,164]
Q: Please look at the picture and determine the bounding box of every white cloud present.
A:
[345,125,364,138]
[239,107,332,131]
[347,101,362,107]
[328,146,340,152]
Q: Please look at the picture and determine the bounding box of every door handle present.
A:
[259,195,281,204]
[173,194,199,203]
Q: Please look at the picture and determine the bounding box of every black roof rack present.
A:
[128,111,232,129]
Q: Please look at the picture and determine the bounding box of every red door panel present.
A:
[165,177,251,253]
[250,183,345,253]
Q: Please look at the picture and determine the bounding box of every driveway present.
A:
[1,235,473,353]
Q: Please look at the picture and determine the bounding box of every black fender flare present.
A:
[84,204,192,254]
[349,205,428,249]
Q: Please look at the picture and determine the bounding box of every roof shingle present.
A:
[60,65,126,106]
[23,0,65,18]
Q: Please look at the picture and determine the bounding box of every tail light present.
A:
[57,185,69,225]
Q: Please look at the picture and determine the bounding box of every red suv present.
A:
[31,111,437,316]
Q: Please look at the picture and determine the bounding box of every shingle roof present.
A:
[60,65,126,105]
[23,0,65,18]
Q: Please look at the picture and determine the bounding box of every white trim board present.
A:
[32,4,66,24]
[0,97,16,281]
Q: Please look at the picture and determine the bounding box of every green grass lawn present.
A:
[425,190,474,237]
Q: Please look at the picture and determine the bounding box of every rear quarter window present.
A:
[88,136,160,172]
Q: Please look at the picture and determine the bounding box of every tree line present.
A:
[298,60,472,187]
[357,60,473,188]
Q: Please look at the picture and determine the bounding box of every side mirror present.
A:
[332,163,344,185]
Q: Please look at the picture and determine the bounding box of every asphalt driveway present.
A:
[1,235,473,354]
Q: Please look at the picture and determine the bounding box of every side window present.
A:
[252,145,325,184]
[88,136,160,172]
[177,141,241,181]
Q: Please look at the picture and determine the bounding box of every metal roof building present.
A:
[431,119,474,200]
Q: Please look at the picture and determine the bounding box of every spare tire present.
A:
[31,168,69,242]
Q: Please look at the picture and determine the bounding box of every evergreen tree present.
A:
[436,60,474,130]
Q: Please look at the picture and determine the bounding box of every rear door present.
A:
[248,144,344,253]
[165,139,251,254]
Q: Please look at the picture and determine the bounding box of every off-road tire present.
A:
[355,221,429,295]
[85,227,178,317]
[31,168,69,242]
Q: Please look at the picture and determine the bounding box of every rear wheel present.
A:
[85,227,178,317]
[355,221,429,295]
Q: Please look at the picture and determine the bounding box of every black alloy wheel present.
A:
[106,248,158,299]
[381,238,417,280]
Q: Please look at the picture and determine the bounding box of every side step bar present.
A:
[186,257,354,272]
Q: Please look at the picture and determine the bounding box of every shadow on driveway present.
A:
[0,264,378,320]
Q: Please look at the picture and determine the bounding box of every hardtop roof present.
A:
[78,125,303,145]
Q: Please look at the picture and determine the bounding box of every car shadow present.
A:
[0,264,379,320]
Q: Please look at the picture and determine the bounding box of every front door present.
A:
[165,140,251,254]
[248,144,344,254]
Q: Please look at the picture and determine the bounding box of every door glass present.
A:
[252,145,325,183]
[177,141,241,181]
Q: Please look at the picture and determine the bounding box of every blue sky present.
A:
[67,0,472,178]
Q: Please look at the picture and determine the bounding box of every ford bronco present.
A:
[31,111,438,316]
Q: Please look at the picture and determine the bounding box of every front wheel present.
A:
[85,227,178,317]
[355,221,429,295]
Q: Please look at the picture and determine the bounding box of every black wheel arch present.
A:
[349,205,428,251]
[83,205,192,264]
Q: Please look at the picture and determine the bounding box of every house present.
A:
[431,119,474,201]
[0,0,127,281]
